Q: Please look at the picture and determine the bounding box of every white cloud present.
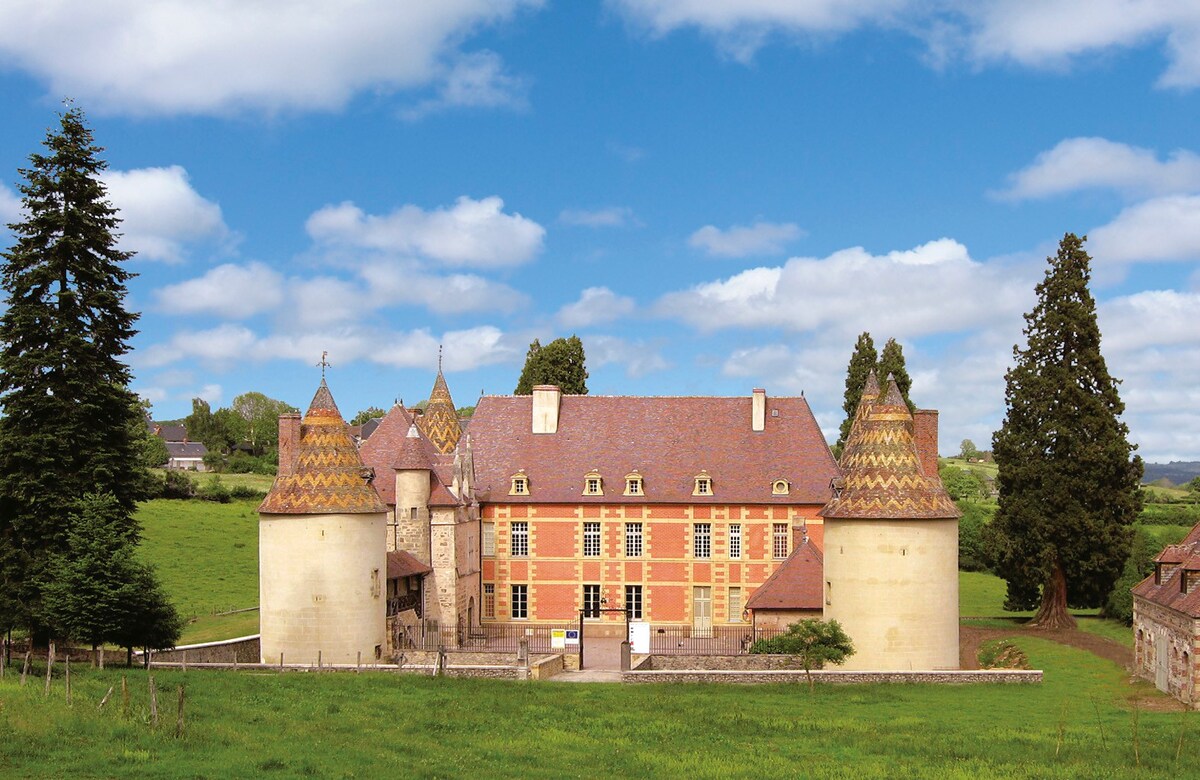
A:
[658,238,1032,338]
[559,207,636,227]
[0,183,20,224]
[1089,195,1200,264]
[359,262,527,315]
[306,196,545,268]
[196,384,223,405]
[557,287,637,328]
[155,262,283,318]
[1100,290,1200,352]
[0,1,540,115]
[363,326,516,372]
[585,334,669,378]
[139,324,259,368]
[997,137,1200,200]
[400,50,527,120]
[102,166,229,262]
[689,220,804,257]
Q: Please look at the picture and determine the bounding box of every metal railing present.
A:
[396,621,581,654]
[647,625,784,655]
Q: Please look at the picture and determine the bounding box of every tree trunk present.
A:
[1028,561,1076,629]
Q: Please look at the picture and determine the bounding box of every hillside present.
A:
[1142,461,1200,486]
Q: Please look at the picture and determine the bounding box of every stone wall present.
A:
[146,636,260,664]
[1132,596,1198,707]
[647,654,807,670]
[623,668,1042,685]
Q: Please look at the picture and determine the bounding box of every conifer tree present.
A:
[0,106,147,635]
[876,337,915,412]
[514,335,588,395]
[835,332,877,453]
[985,234,1142,629]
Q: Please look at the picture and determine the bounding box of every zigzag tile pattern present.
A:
[259,383,387,515]
[821,378,959,521]
[417,370,462,454]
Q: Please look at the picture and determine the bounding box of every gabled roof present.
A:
[154,424,188,442]
[387,550,432,579]
[746,538,824,611]
[467,392,839,505]
[1134,522,1200,618]
[820,375,959,521]
[259,381,388,516]
[165,441,207,459]
[359,404,461,507]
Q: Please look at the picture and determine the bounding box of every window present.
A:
[583,522,601,557]
[729,523,742,559]
[482,522,495,557]
[625,522,643,557]
[625,585,643,620]
[583,470,604,496]
[511,584,528,619]
[483,584,495,619]
[773,523,789,559]
[772,479,790,495]
[693,471,712,496]
[509,471,529,496]
[729,586,743,622]
[511,521,529,557]
[583,584,601,618]
[694,523,712,559]
[624,471,643,496]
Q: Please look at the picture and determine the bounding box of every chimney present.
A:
[277,413,302,477]
[912,409,940,479]
[532,385,561,434]
[751,388,766,432]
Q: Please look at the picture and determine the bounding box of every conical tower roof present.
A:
[259,380,387,515]
[416,368,462,454]
[820,376,960,521]
[393,423,435,470]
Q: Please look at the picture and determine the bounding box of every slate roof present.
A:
[165,441,207,460]
[1133,522,1200,618]
[359,405,462,508]
[155,424,188,442]
[820,374,959,521]
[466,392,839,505]
[745,538,824,611]
[259,381,388,516]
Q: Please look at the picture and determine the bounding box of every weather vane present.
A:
[317,350,331,380]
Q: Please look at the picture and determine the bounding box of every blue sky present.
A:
[1,1,1199,461]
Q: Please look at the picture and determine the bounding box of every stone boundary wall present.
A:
[622,669,1043,685]
[143,635,260,664]
[647,655,806,671]
[530,654,564,680]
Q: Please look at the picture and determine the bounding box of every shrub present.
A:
[959,502,993,573]
[230,485,268,500]
[160,470,197,500]
[197,475,232,503]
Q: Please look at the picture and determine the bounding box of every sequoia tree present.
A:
[0,107,148,635]
[984,233,1142,629]
[514,335,589,395]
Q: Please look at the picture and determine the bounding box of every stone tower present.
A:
[258,380,388,665]
[819,372,961,670]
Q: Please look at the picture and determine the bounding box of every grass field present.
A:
[136,499,260,643]
[0,636,1192,778]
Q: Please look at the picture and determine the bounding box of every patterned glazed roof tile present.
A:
[416,369,462,454]
[819,377,960,521]
[466,392,840,505]
[745,538,824,611]
[259,381,387,515]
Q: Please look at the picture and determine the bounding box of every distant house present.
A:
[153,422,209,471]
[1133,524,1200,707]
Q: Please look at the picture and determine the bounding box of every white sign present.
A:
[550,629,566,649]
[565,629,580,646]
[628,621,650,655]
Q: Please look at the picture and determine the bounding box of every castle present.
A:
[258,367,961,671]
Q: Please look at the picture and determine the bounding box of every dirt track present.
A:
[960,623,1131,670]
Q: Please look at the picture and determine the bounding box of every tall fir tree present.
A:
[835,332,877,454]
[876,337,915,412]
[984,233,1142,629]
[0,106,147,636]
[514,335,589,395]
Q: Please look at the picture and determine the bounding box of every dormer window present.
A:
[509,471,529,496]
[772,479,790,495]
[624,471,644,496]
[693,471,713,496]
[583,470,604,496]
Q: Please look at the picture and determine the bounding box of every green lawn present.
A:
[136,499,260,643]
[0,636,1192,779]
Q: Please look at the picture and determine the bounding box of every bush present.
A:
[1103,526,1155,625]
[197,475,232,503]
[160,470,197,500]
[1139,503,1200,525]
[230,484,268,500]
[227,451,276,475]
[958,502,993,573]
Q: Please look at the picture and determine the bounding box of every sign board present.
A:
[565,629,581,646]
[628,621,650,655]
[550,629,566,650]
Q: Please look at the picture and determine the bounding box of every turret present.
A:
[393,423,434,566]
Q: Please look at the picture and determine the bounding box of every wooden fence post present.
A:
[20,651,31,686]
[149,675,159,727]
[65,656,71,705]
[98,685,114,710]
[357,651,361,674]
[175,685,185,739]
[182,651,187,673]
[121,675,129,719]
[44,642,55,697]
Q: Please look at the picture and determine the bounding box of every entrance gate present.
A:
[578,607,631,670]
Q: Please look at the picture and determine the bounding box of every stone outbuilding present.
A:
[258,380,388,666]
[819,372,961,671]
[745,535,823,630]
[1132,523,1200,706]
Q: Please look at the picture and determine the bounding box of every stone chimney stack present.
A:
[751,388,766,432]
[277,413,302,477]
[532,385,562,434]
[912,410,940,479]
